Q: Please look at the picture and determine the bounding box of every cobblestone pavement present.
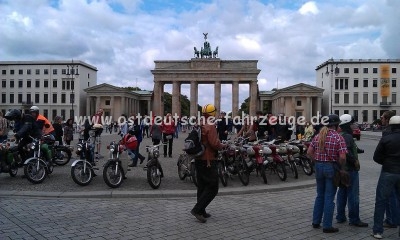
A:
[1,131,399,239]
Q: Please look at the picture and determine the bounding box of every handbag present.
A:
[333,163,351,188]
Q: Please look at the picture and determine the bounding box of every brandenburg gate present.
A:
[151,34,261,117]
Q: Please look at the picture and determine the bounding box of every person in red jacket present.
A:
[161,113,175,158]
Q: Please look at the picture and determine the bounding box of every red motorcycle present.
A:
[260,139,287,181]
[243,141,268,184]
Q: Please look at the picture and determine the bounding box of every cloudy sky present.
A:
[1,0,399,112]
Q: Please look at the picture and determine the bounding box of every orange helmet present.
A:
[124,134,138,150]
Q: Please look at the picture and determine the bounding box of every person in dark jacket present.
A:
[335,114,368,227]
[216,111,229,141]
[372,115,400,239]
[53,116,63,145]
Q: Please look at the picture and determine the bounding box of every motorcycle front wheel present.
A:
[237,156,250,186]
[177,156,187,180]
[103,162,123,188]
[260,165,268,184]
[218,161,228,187]
[71,161,93,186]
[289,161,298,179]
[275,162,287,181]
[24,159,47,184]
[300,156,314,176]
[147,164,162,189]
[54,147,72,166]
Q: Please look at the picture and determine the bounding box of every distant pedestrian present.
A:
[161,113,175,158]
[53,116,63,145]
[150,122,162,145]
[63,118,74,146]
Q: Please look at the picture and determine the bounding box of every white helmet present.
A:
[30,106,40,113]
[389,116,400,125]
[339,114,353,126]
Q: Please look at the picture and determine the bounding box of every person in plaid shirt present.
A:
[307,114,347,233]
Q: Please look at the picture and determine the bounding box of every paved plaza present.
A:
[1,130,399,239]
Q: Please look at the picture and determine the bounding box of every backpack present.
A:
[183,126,204,158]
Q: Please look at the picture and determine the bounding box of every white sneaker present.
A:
[371,233,383,239]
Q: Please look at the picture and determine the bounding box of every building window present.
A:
[35,94,40,104]
[354,92,359,104]
[44,69,49,75]
[9,93,14,103]
[62,69,66,74]
[363,79,368,87]
[52,93,57,103]
[392,68,397,74]
[27,80,31,88]
[18,94,22,103]
[344,93,349,104]
[373,92,378,104]
[373,110,378,121]
[66,81,70,90]
[62,80,66,90]
[363,93,368,104]
[105,100,111,106]
[354,110,359,122]
[53,80,57,88]
[362,110,368,122]
[44,94,48,103]
[27,94,31,104]
[43,109,48,118]
[354,68,359,74]
[18,69,23,75]
[334,110,339,116]
[61,109,66,119]
[1,93,6,104]
[61,93,66,103]
[363,68,368,74]
[354,79,358,87]
[35,80,40,88]
[52,110,57,120]
[1,70,6,75]
[71,81,74,90]
[10,80,14,88]
[35,69,40,75]
[27,69,31,75]
[392,79,396,87]
[344,68,349,74]
[335,79,339,89]
[1,80,5,88]
[373,79,378,87]
[393,93,397,104]
[373,68,378,74]
[335,93,340,104]
[344,110,349,114]
[18,80,23,88]
[53,69,58,75]
[44,80,48,88]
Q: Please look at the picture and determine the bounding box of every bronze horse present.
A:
[194,47,200,58]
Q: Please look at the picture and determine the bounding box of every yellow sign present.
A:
[380,65,390,97]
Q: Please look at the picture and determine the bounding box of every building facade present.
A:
[0,60,97,121]
[316,59,400,123]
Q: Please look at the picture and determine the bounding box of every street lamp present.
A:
[67,60,79,119]
[325,58,339,114]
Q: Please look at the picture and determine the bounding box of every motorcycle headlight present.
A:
[153,149,159,158]
[109,146,115,153]
[258,149,263,154]
[30,144,35,150]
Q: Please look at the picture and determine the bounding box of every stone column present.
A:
[259,99,264,113]
[292,96,296,117]
[232,81,239,116]
[160,83,165,116]
[190,81,198,117]
[316,97,321,118]
[153,82,162,116]
[249,81,258,116]
[147,100,152,116]
[86,96,91,116]
[95,96,100,112]
[172,81,181,117]
[306,97,311,121]
[110,96,114,119]
[121,96,126,115]
[214,81,221,116]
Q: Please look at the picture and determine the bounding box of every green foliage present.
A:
[163,92,196,116]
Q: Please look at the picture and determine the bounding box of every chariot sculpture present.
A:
[193,33,219,59]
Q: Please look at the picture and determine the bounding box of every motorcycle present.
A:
[260,139,287,181]
[242,141,269,184]
[145,144,164,189]
[289,140,314,176]
[23,135,55,184]
[177,152,197,187]
[0,140,18,177]
[102,139,127,188]
[71,133,97,186]
[280,142,299,179]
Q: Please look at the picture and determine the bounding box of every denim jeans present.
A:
[312,162,337,229]
[384,189,400,226]
[373,171,400,234]
[336,170,361,224]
